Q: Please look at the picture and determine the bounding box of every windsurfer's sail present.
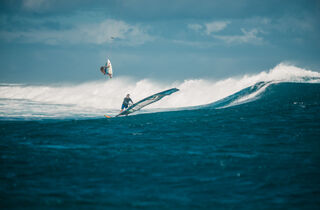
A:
[116,88,179,117]
[106,59,112,75]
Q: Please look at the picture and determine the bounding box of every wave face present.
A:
[0,63,319,119]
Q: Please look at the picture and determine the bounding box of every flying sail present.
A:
[106,59,112,76]
[116,88,179,117]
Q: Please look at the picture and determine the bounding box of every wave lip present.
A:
[205,81,273,109]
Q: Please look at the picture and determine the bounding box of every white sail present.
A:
[106,59,112,75]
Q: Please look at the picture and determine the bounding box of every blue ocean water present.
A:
[1,82,320,209]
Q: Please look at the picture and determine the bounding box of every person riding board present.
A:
[121,94,133,112]
[100,59,112,78]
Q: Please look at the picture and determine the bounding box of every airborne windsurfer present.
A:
[100,59,113,78]
[121,94,133,112]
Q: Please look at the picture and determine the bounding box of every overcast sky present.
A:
[0,0,319,83]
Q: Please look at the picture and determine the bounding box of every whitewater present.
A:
[1,63,320,119]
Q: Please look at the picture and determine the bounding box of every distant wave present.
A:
[0,63,319,119]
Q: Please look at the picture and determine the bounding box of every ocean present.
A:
[1,64,320,209]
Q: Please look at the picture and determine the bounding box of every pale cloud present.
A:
[204,21,230,35]
[0,19,154,46]
[188,24,203,32]
[188,21,230,35]
[187,20,262,45]
[214,28,263,44]
[173,28,263,47]
[78,19,153,45]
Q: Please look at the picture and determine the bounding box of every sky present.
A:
[0,0,319,83]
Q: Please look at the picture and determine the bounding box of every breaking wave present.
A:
[0,63,319,119]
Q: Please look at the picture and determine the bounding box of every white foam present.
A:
[0,63,319,118]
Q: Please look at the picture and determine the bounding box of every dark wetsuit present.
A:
[121,97,133,109]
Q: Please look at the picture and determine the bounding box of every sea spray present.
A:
[0,64,319,119]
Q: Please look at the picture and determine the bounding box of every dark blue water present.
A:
[1,83,320,209]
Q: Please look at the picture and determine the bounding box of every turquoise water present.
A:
[1,82,320,209]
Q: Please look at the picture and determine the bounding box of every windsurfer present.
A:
[121,94,133,112]
[100,59,112,78]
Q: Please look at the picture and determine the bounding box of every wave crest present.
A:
[0,64,319,118]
